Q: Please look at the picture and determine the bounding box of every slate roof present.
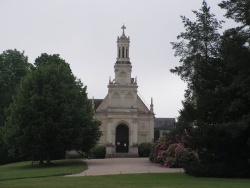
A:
[88,99,104,110]
[92,99,103,110]
[154,118,175,131]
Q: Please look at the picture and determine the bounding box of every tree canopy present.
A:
[171,0,250,177]
[0,49,32,127]
[3,53,101,164]
[171,0,225,123]
[0,49,32,165]
[219,0,250,26]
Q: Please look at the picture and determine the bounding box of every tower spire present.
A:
[150,97,154,114]
[116,24,130,63]
[121,24,126,35]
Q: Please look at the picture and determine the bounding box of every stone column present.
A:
[129,119,139,156]
[106,119,113,157]
[133,123,138,145]
[129,130,133,146]
[107,122,112,144]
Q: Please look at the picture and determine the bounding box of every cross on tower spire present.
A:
[117,25,130,63]
[121,24,126,34]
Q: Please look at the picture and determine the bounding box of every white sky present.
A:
[0,0,237,118]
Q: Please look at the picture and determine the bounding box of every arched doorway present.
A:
[116,124,129,153]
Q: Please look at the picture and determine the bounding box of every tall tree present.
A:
[170,0,224,123]
[218,1,250,177]
[3,54,101,164]
[0,49,32,165]
[171,0,250,177]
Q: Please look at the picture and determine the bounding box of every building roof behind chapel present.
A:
[154,118,175,131]
[92,99,103,110]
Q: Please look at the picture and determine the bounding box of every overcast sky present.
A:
[0,0,237,118]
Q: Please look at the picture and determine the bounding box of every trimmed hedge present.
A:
[138,143,153,157]
[88,145,106,159]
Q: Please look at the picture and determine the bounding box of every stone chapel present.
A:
[92,25,155,157]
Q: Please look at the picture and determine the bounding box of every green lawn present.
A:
[0,159,87,181]
[1,173,250,188]
[1,160,250,188]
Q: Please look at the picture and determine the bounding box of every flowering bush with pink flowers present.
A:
[150,132,198,168]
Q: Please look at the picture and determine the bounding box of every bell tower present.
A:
[114,25,133,85]
[117,25,130,63]
[108,25,138,110]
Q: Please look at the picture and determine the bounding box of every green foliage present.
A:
[184,122,250,177]
[2,53,101,164]
[219,0,250,25]
[185,161,250,178]
[171,0,223,83]
[0,159,86,181]
[0,49,32,127]
[138,143,152,157]
[0,49,32,165]
[88,145,106,159]
[170,0,225,125]
[171,0,250,177]
[149,143,156,162]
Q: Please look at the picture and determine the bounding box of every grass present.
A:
[0,159,87,181]
[1,173,250,188]
[1,159,250,188]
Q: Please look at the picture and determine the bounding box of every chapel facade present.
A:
[92,25,155,157]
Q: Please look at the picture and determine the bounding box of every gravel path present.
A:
[67,158,184,176]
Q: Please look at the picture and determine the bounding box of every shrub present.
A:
[150,133,198,168]
[138,143,153,157]
[149,143,156,162]
[88,145,106,159]
[184,161,250,178]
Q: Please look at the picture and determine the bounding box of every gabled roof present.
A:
[137,95,150,114]
[154,118,175,130]
[90,94,151,114]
